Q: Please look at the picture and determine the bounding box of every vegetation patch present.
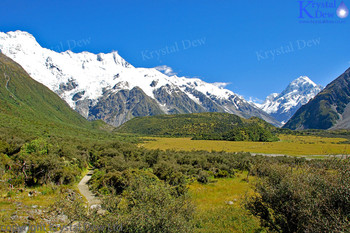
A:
[117,112,278,142]
[142,135,350,156]
[189,176,265,232]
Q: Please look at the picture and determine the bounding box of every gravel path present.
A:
[51,171,105,233]
[77,170,103,210]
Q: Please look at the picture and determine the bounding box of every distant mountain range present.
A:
[0,31,280,127]
[284,67,350,130]
[254,76,323,124]
[0,31,338,130]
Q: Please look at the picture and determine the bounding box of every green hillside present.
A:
[117,112,278,141]
[0,53,115,139]
[0,53,138,188]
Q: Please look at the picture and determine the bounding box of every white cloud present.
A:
[212,82,231,88]
[248,96,264,105]
[154,65,177,76]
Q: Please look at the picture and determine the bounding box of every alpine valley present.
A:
[0,31,282,127]
[2,2,350,233]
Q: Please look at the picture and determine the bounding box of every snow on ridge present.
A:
[0,30,242,108]
[292,76,317,86]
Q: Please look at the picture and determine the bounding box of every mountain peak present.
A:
[280,76,321,97]
[293,76,314,84]
[0,30,42,57]
[7,30,35,38]
[290,76,318,87]
[256,76,323,124]
[284,67,350,130]
[2,30,37,43]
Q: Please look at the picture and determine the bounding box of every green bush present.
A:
[197,170,209,184]
[98,171,194,233]
[214,169,230,178]
[56,169,194,233]
[246,160,350,232]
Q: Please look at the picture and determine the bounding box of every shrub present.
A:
[214,169,230,178]
[100,171,194,233]
[56,169,194,233]
[197,170,209,184]
[246,160,350,232]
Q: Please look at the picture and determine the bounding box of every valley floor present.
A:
[141,134,350,156]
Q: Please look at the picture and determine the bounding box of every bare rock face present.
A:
[87,87,164,126]
[153,84,206,114]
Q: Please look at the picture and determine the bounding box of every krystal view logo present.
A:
[298,0,349,23]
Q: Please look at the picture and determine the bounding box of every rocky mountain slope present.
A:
[0,30,280,127]
[284,68,350,130]
[255,76,323,124]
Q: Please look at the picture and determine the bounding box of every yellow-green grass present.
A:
[141,135,350,156]
[189,174,264,232]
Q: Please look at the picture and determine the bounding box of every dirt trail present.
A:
[51,171,105,233]
[77,170,103,208]
[4,73,10,90]
[3,72,19,102]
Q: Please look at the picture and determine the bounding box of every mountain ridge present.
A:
[0,30,281,127]
[0,52,111,138]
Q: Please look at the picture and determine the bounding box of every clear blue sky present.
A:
[1,0,349,101]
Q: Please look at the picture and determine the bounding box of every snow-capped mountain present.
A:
[284,67,350,130]
[0,30,280,127]
[255,76,323,124]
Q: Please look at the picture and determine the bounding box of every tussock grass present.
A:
[142,134,350,156]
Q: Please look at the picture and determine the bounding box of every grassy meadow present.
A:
[141,134,350,156]
[189,174,264,233]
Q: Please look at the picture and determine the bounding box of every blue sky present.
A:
[0,0,349,101]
